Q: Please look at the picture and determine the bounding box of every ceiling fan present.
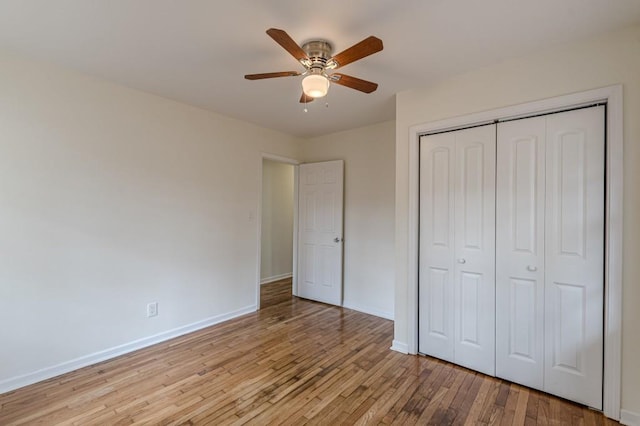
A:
[244,28,383,103]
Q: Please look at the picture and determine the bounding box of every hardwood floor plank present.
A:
[463,376,493,425]
[0,279,617,425]
[478,377,504,423]
[351,372,414,425]
[500,384,520,425]
[525,389,540,422]
[537,393,552,424]
[406,362,451,423]
[513,386,530,425]
[448,372,483,423]
[425,364,468,424]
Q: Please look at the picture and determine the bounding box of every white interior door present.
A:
[419,125,496,376]
[452,125,496,376]
[419,132,456,362]
[495,106,605,408]
[544,106,604,409]
[297,160,344,306]
[496,116,546,390]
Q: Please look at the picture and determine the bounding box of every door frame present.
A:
[256,153,300,309]
[405,85,623,420]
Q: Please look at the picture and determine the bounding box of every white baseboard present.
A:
[621,409,640,426]
[260,272,292,285]
[390,340,409,354]
[342,301,394,320]
[0,305,256,395]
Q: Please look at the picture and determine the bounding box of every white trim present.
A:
[390,340,409,354]
[257,153,300,308]
[261,152,300,165]
[343,301,394,320]
[292,166,299,297]
[256,155,263,309]
[260,272,293,285]
[602,86,624,421]
[406,85,623,420]
[0,305,256,395]
[621,410,640,426]
[407,127,420,356]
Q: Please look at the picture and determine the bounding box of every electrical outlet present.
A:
[147,302,158,317]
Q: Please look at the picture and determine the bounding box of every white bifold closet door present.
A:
[419,124,496,376]
[496,106,605,409]
[495,116,546,390]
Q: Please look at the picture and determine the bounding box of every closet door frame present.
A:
[405,85,623,421]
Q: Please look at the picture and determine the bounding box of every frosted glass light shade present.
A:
[302,74,329,98]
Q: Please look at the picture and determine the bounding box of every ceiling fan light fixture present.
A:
[302,74,329,98]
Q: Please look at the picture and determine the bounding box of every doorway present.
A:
[259,157,296,309]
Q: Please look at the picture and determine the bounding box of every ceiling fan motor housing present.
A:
[301,40,335,72]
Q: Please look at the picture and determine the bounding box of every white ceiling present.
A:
[1,1,639,138]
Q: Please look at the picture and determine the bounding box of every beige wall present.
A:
[260,160,294,282]
[301,121,396,319]
[0,51,300,391]
[395,24,640,415]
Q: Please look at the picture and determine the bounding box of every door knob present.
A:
[334,237,342,243]
[527,265,538,272]
[457,258,466,264]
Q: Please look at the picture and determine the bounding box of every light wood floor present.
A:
[0,279,618,425]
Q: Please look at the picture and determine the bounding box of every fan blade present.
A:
[266,28,309,63]
[330,36,383,69]
[300,93,315,103]
[331,73,378,93]
[244,71,301,80]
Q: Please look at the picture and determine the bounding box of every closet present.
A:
[418,106,605,409]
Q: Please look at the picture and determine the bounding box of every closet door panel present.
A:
[419,133,456,361]
[453,125,496,376]
[495,117,545,390]
[544,106,604,409]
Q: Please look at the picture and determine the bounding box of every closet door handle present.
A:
[527,265,538,272]
[457,258,466,264]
